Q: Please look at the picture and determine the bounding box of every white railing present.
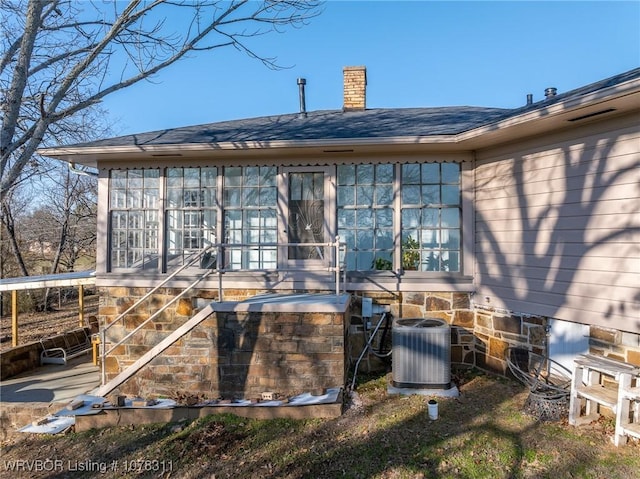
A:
[209,236,346,297]
[99,237,347,386]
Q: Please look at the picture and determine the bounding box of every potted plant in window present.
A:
[402,236,420,271]
[372,257,393,270]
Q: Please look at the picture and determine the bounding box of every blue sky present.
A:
[103,1,640,136]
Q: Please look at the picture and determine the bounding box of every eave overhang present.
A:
[38,75,640,169]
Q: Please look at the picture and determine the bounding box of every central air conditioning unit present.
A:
[392,318,451,389]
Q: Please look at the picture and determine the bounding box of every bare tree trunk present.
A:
[0,201,29,277]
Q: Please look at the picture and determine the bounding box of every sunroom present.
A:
[103,160,470,292]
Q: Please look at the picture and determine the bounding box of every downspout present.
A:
[68,162,98,177]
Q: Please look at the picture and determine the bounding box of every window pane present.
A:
[202,167,217,186]
[376,208,393,228]
[402,164,420,184]
[224,187,241,207]
[127,189,142,209]
[441,208,459,228]
[338,209,354,228]
[184,168,200,187]
[357,209,373,228]
[356,251,374,270]
[110,189,126,208]
[442,163,460,184]
[442,229,460,249]
[421,185,440,205]
[375,185,393,205]
[245,167,260,186]
[402,208,420,228]
[356,164,374,184]
[377,230,393,249]
[144,188,158,208]
[402,185,420,205]
[443,251,459,272]
[260,187,276,206]
[357,230,374,249]
[376,164,394,183]
[203,187,216,207]
[337,186,355,206]
[244,187,260,206]
[356,186,374,205]
[128,170,143,188]
[442,185,460,205]
[421,163,439,183]
[338,165,356,185]
[261,167,277,187]
[111,170,127,188]
[422,208,439,227]
[225,167,242,186]
[167,168,182,187]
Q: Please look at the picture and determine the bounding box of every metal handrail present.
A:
[100,245,215,385]
[103,245,216,334]
[99,237,348,386]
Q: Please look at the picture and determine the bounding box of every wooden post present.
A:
[11,290,18,347]
[79,284,85,327]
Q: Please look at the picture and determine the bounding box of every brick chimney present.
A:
[343,66,367,111]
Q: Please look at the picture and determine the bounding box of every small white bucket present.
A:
[428,399,438,420]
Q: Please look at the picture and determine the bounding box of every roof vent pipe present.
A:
[297,78,307,116]
[544,87,557,99]
[526,93,533,105]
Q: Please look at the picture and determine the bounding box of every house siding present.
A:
[474,112,640,334]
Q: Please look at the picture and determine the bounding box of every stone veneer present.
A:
[98,287,639,400]
[100,287,350,400]
[353,291,547,376]
[588,325,640,366]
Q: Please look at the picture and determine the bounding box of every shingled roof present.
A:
[66,106,512,149]
[45,67,640,151]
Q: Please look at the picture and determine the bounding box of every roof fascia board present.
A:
[458,78,640,142]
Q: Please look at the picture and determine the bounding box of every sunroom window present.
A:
[109,169,159,269]
[223,166,277,269]
[401,163,461,272]
[338,164,394,270]
[166,167,217,266]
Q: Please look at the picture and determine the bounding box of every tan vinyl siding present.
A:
[474,113,640,333]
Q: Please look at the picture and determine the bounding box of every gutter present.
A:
[68,162,98,177]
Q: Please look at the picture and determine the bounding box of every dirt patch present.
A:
[0,295,99,352]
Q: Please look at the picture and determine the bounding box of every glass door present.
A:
[283,167,331,265]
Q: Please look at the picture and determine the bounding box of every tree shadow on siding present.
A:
[471,130,640,333]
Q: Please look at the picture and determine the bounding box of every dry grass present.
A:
[1,370,639,479]
[0,295,99,351]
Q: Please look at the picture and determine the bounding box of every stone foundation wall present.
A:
[588,326,640,366]
[98,286,638,400]
[100,287,349,400]
[352,292,548,377]
[0,341,42,380]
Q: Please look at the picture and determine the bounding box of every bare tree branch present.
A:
[1,0,322,202]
